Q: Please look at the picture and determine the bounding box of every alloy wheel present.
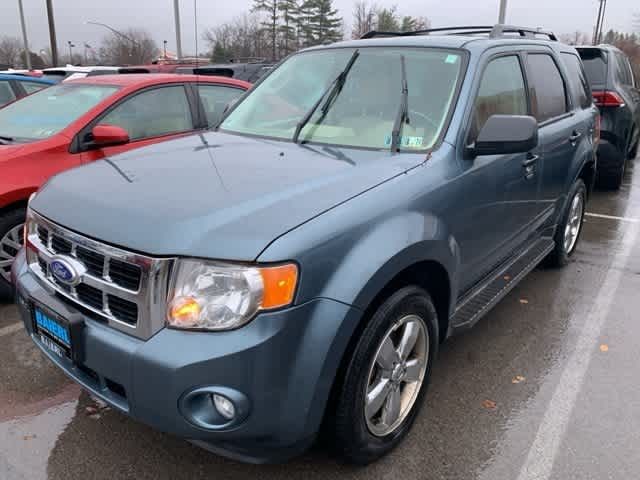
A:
[364,314,429,437]
[0,223,24,283]
[563,192,584,254]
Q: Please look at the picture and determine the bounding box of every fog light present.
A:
[212,394,236,420]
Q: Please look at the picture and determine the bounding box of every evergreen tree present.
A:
[278,0,300,55]
[301,0,342,46]
[376,7,399,32]
[252,0,279,60]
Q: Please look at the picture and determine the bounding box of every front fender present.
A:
[259,205,459,315]
[0,186,37,210]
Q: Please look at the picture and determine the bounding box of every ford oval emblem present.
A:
[49,256,85,286]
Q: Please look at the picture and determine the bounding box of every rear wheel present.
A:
[629,138,639,160]
[0,208,26,300]
[596,157,625,190]
[546,179,586,268]
[331,286,438,464]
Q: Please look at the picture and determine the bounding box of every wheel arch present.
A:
[0,188,36,213]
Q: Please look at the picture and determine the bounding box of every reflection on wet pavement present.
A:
[0,159,638,479]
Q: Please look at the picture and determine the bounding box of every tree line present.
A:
[1,6,639,69]
[0,29,158,68]
[204,0,430,63]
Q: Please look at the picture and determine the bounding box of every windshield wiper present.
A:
[0,135,14,145]
[293,49,360,144]
[390,55,410,153]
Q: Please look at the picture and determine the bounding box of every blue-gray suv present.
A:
[13,25,598,464]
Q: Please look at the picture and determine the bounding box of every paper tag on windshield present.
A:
[445,54,459,64]
[384,135,424,148]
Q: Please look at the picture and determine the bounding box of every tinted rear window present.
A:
[525,54,568,123]
[561,53,592,109]
[578,50,607,87]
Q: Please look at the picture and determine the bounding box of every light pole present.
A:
[85,21,139,46]
[17,0,32,70]
[67,41,75,64]
[174,0,183,61]
[46,0,59,66]
[498,0,508,24]
[86,21,141,63]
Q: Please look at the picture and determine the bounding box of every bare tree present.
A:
[98,29,158,65]
[203,14,272,62]
[352,1,376,38]
[559,31,591,46]
[0,36,23,67]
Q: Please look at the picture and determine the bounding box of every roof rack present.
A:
[360,24,557,42]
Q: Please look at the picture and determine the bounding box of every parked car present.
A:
[13,25,597,465]
[577,45,640,189]
[0,69,44,77]
[0,74,54,107]
[41,66,121,83]
[177,61,275,83]
[0,73,250,294]
[118,63,201,74]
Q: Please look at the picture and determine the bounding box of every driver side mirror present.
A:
[91,124,130,148]
[470,115,538,157]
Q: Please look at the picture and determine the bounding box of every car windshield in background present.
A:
[220,47,464,151]
[578,49,607,87]
[0,83,118,141]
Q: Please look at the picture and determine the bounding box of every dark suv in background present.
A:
[577,45,640,189]
[14,25,597,464]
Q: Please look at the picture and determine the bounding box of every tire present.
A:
[629,139,639,160]
[545,179,586,268]
[0,207,26,301]
[596,158,625,190]
[331,286,439,465]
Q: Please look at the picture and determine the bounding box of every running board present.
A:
[450,238,555,333]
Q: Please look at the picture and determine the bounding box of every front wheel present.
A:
[546,179,586,267]
[331,286,439,464]
[0,208,26,300]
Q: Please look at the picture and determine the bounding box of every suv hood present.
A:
[32,132,421,260]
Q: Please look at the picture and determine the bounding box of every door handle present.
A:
[569,131,582,143]
[522,154,538,180]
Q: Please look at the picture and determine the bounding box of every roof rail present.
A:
[360,24,557,42]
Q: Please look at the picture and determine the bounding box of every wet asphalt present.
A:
[1,158,639,480]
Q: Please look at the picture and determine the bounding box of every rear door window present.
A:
[0,81,16,106]
[197,85,245,127]
[560,53,592,109]
[615,54,634,86]
[525,54,568,123]
[21,81,49,94]
[469,55,528,140]
[100,85,194,141]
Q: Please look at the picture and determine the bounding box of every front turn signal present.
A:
[259,264,298,310]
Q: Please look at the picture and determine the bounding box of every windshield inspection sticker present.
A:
[445,54,459,64]
[384,135,424,148]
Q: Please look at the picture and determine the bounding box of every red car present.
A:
[0,74,249,296]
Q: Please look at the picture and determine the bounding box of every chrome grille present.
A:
[27,211,173,340]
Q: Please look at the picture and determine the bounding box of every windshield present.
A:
[0,83,118,141]
[220,47,464,151]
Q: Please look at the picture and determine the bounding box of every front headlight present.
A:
[167,259,298,331]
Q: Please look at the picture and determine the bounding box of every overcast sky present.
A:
[2,0,638,58]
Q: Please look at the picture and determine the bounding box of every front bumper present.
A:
[13,250,361,463]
